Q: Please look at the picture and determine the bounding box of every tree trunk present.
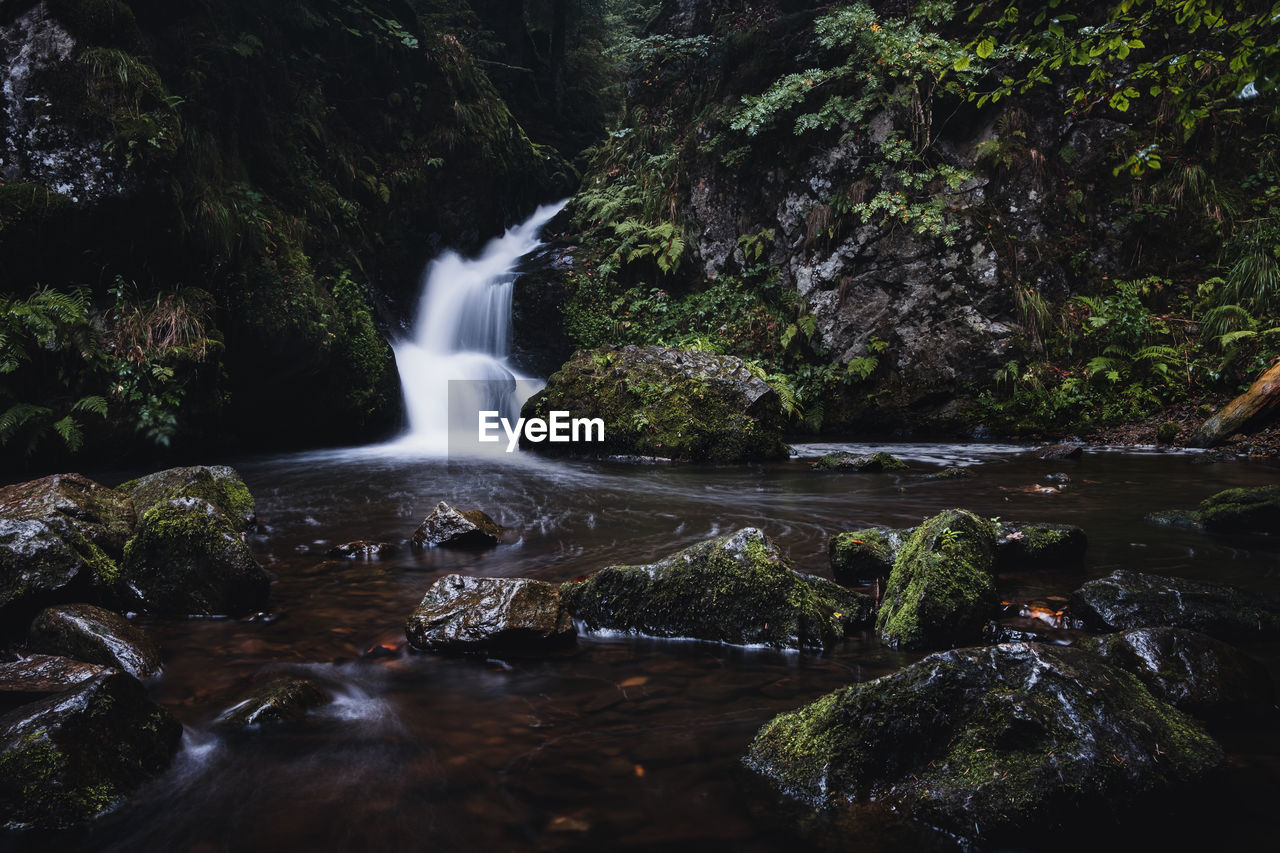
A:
[1189,359,1280,446]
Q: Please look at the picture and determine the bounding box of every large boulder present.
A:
[0,474,135,558]
[560,528,869,650]
[828,527,908,585]
[118,465,257,532]
[994,522,1088,571]
[411,502,504,548]
[214,676,331,729]
[875,509,999,650]
[1069,570,1280,641]
[0,670,182,829]
[744,642,1223,845]
[406,575,575,654]
[1079,627,1275,719]
[118,497,272,616]
[26,604,161,679]
[1197,485,1280,535]
[520,345,788,463]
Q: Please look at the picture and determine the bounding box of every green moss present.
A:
[1198,485,1280,534]
[828,527,906,584]
[119,466,256,532]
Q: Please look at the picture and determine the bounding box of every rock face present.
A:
[810,451,907,472]
[0,670,182,829]
[875,509,999,650]
[828,527,907,585]
[214,676,330,728]
[995,522,1087,570]
[1080,627,1275,718]
[26,604,161,679]
[561,528,868,650]
[520,345,787,463]
[119,497,271,616]
[411,502,505,548]
[119,466,257,532]
[406,575,575,654]
[1197,485,1280,535]
[1069,570,1280,640]
[744,642,1223,845]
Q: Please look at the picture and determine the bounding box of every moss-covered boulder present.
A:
[827,527,909,585]
[1197,485,1280,535]
[520,345,788,463]
[995,522,1088,571]
[744,642,1223,845]
[118,466,256,532]
[561,528,867,650]
[26,604,161,679]
[213,676,330,729]
[875,509,999,650]
[406,575,575,654]
[0,474,135,559]
[411,502,504,548]
[810,451,907,472]
[1079,627,1275,719]
[0,670,182,829]
[1069,570,1280,640]
[118,497,272,616]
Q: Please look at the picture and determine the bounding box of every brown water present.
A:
[9,443,1280,852]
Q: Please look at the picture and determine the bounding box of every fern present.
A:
[52,416,84,453]
[846,355,878,382]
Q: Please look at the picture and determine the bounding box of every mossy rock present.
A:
[561,528,865,650]
[118,466,256,533]
[0,670,182,829]
[0,517,116,634]
[1144,509,1204,531]
[1197,485,1280,535]
[118,497,271,617]
[827,527,909,585]
[213,676,330,729]
[744,643,1223,846]
[520,345,787,463]
[1069,570,1280,641]
[875,509,999,650]
[810,451,907,472]
[406,574,575,654]
[0,474,135,560]
[1079,627,1275,719]
[994,522,1087,571]
[26,604,161,679]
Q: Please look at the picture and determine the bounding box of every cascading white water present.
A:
[391,200,566,453]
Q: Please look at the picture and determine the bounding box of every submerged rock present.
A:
[118,465,257,532]
[26,604,161,679]
[1036,443,1084,460]
[1080,627,1275,718]
[0,670,182,829]
[744,642,1223,845]
[875,509,999,650]
[405,575,575,654]
[411,502,504,548]
[561,528,866,650]
[827,527,909,585]
[1197,485,1280,535]
[1069,570,1280,640]
[1144,509,1204,530]
[118,497,272,616]
[520,345,788,463]
[924,466,972,480]
[214,676,330,728]
[994,522,1087,570]
[326,540,398,559]
[810,451,907,472]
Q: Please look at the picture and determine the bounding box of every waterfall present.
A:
[391,200,566,453]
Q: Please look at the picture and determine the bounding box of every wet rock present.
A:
[520,345,787,463]
[1069,570,1280,641]
[875,509,999,650]
[406,574,575,654]
[1044,472,1071,483]
[561,528,860,650]
[796,573,874,631]
[213,676,330,728]
[26,604,161,679]
[1036,443,1084,460]
[744,642,1223,846]
[1197,485,1280,535]
[924,466,972,480]
[0,655,107,705]
[0,670,182,829]
[326,540,398,559]
[1079,627,1275,719]
[411,502,504,548]
[118,465,256,532]
[994,522,1087,571]
[827,527,909,585]
[810,452,907,472]
[0,474,135,559]
[1144,509,1204,530]
[118,497,272,616]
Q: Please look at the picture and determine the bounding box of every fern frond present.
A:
[52,416,84,452]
